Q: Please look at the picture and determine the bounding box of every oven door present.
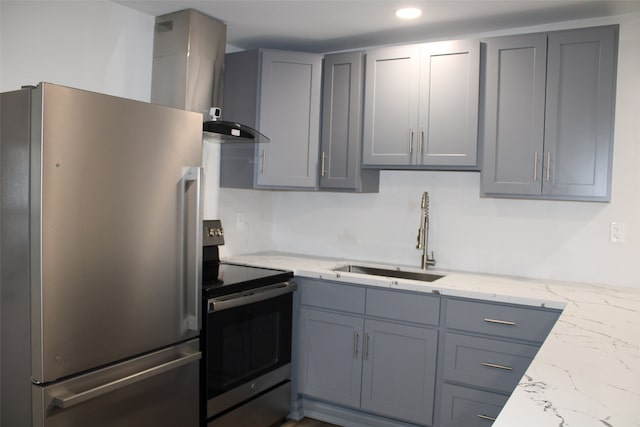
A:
[204,281,296,418]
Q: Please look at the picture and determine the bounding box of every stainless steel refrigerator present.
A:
[1,83,203,426]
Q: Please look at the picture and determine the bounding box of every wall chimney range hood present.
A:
[151,9,269,143]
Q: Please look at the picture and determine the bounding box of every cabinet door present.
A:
[320,52,364,189]
[363,45,420,166]
[481,33,547,195]
[543,26,617,201]
[257,50,322,188]
[418,40,480,167]
[360,320,438,426]
[298,308,364,409]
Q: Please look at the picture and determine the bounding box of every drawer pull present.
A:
[483,318,516,326]
[477,414,497,422]
[481,362,513,371]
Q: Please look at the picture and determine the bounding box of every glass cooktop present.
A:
[202,262,293,298]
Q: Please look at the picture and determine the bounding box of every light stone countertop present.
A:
[224,252,640,427]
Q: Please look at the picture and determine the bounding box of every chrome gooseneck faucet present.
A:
[417,192,436,269]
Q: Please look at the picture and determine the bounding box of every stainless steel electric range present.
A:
[201,220,296,427]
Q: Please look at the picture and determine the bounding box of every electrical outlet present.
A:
[236,212,248,228]
[610,222,625,244]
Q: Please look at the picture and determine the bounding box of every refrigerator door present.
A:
[31,83,203,383]
[32,339,201,427]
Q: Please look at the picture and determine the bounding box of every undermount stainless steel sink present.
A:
[334,265,443,282]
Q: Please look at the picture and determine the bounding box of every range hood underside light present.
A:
[202,120,270,144]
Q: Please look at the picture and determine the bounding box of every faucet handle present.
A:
[427,251,436,266]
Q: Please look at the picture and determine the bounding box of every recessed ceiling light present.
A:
[395,7,423,20]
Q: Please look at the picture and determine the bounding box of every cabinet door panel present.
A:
[257,50,321,188]
[360,320,437,426]
[298,309,363,408]
[363,45,420,165]
[543,26,616,200]
[320,52,363,189]
[482,34,547,195]
[419,40,479,166]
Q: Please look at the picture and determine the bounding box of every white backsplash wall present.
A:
[269,168,638,287]
[217,188,275,259]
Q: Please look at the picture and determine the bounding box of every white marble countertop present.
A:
[224,252,640,427]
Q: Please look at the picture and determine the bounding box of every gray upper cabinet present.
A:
[363,44,420,166]
[363,40,480,169]
[320,52,379,192]
[417,41,480,167]
[219,49,322,189]
[482,25,618,201]
[481,33,548,196]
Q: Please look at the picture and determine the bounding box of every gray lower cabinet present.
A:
[481,25,618,201]
[298,308,364,408]
[360,320,438,425]
[320,52,379,192]
[297,279,439,426]
[220,49,322,189]
[362,40,480,169]
[296,278,561,427]
[440,298,560,426]
[440,384,508,427]
[442,333,539,394]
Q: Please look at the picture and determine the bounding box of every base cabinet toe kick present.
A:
[292,278,560,426]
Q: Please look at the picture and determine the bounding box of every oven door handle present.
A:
[208,281,297,312]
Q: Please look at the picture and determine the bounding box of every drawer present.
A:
[440,383,508,427]
[445,298,560,342]
[299,279,365,314]
[366,288,440,325]
[443,333,539,394]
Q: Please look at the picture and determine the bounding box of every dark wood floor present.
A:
[280,417,340,427]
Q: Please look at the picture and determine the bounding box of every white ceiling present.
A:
[114,0,640,52]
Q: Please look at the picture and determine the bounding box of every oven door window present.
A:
[205,292,292,398]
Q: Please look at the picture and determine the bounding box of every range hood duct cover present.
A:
[150,9,268,143]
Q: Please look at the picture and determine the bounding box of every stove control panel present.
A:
[203,220,225,246]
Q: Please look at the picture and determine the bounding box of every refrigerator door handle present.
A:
[183,166,202,332]
[52,349,201,409]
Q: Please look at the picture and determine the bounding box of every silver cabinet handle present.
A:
[354,332,359,357]
[483,318,516,326]
[409,128,414,154]
[419,127,424,154]
[546,151,551,181]
[208,281,297,312]
[364,333,370,360]
[261,149,266,174]
[183,167,202,331]
[53,349,201,409]
[533,152,539,182]
[321,151,326,177]
[481,362,513,371]
[477,414,497,422]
